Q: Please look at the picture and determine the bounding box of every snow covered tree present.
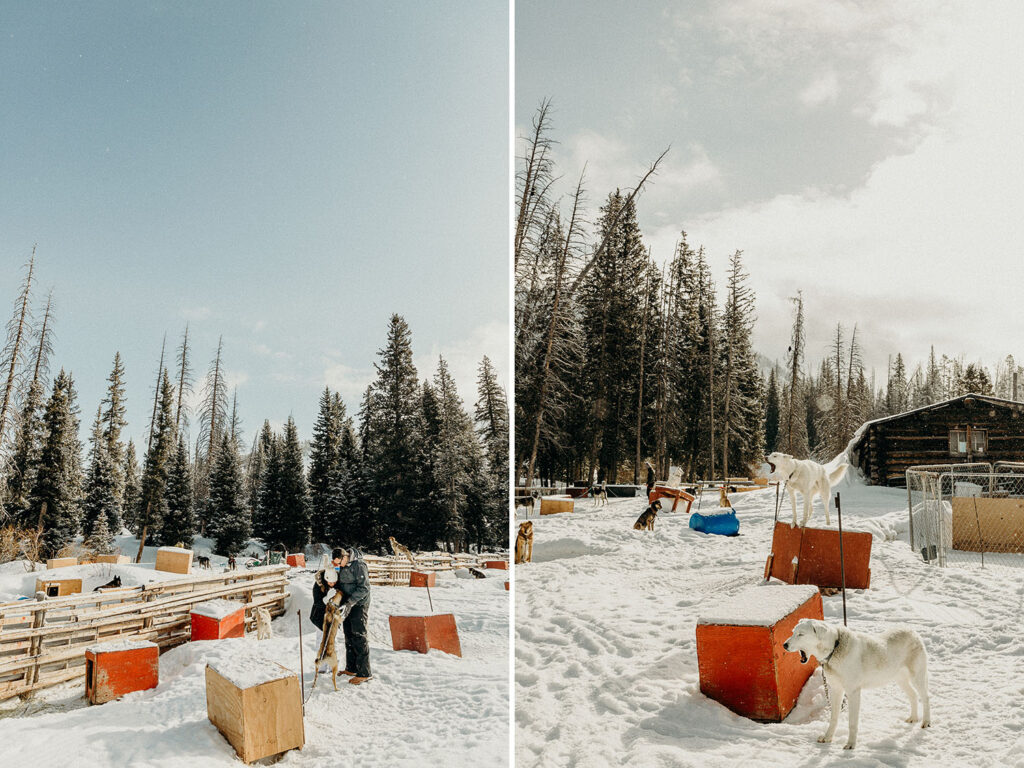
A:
[174,325,192,432]
[253,428,280,543]
[360,315,423,547]
[955,363,993,396]
[82,407,120,546]
[195,337,229,525]
[158,436,194,546]
[206,434,250,556]
[136,371,175,549]
[780,293,809,457]
[100,352,127,511]
[5,377,45,526]
[121,440,140,534]
[270,416,309,551]
[0,251,35,455]
[30,370,82,556]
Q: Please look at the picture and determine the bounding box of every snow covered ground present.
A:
[514,479,1024,767]
[0,539,510,767]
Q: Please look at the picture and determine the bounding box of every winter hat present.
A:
[324,566,338,585]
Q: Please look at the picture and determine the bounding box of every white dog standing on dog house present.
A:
[783,618,931,750]
[766,452,849,528]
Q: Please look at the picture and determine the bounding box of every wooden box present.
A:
[951,497,1024,553]
[764,521,872,590]
[85,640,159,704]
[35,578,82,597]
[409,571,436,588]
[389,613,462,657]
[155,546,193,574]
[285,553,306,568]
[45,556,78,569]
[504,581,509,591]
[697,585,823,721]
[206,659,304,764]
[540,497,574,515]
[95,554,131,564]
[649,485,695,512]
[191,599,246,640]
[483,560,507,570]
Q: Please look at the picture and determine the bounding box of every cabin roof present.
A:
[847,393,1023,453]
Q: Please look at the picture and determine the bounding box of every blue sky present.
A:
[517,0,1024,380]
[1,1,508,450]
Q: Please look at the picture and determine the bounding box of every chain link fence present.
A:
[906,463,1024,572]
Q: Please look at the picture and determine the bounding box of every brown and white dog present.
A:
[515,522,534,564]
[633,499,663,531]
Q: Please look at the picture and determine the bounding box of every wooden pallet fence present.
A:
[0,565,289,701]
[362,552,508,586]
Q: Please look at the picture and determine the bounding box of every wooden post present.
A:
[836,493,847,627]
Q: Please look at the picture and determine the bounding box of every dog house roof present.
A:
[698,584,820,627]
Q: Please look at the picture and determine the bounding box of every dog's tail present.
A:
[828,462,849,487]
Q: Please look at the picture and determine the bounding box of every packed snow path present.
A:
[0,569,509,767]
[515,481,1024,767]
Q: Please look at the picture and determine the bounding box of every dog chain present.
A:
[820,668,846,713]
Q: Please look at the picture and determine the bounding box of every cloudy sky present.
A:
[517,0,1024,382]
[1,2,508,449]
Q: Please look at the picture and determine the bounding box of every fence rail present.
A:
[363,552,505,586]
[0,565,289,701]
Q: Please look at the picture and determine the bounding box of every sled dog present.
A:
[196,555,211,570]
[516,492,538,516]
[388,536,419,567]
[719,487,731,508]
[515,521,534,564]
[93,575,122,591]
[256,606,273,640]
[766,452,848,527]
[633,499,662,531]
[592,482,608,508]
[783,618,931,749]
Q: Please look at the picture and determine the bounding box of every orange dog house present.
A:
[697,584,823,721]
[191,599,246,641]
[85,639,159,704]
[764,521,872,590]
[483,560,507,570]
[648,485,695,513]
[409,571,436,588]
[285,553,305,568]
[389,614,462,657]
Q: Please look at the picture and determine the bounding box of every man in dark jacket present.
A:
[311,546,372,685]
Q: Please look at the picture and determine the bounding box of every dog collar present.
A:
[821,636,841,665]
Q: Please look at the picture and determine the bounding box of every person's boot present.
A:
[348,675,372,685]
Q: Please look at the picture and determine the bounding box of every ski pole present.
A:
[836,493,847,627]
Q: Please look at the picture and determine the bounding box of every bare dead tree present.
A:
[515,98,558,274]
[175,324,192,432]
[147,334,167,453]
[29,290,54,395]
[569,148,669,297]
[0,248,36,452]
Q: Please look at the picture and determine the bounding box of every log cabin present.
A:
[849,393,1024,486]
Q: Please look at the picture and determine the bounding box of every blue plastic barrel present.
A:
[689,508,740,536]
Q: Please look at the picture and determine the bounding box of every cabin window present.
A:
[971,429,988,454]
[949,429,967,456]
[948,428,987,455]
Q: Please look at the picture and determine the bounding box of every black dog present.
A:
[94,575,122,591]
[196,555,211,570]
[227,556,237,571]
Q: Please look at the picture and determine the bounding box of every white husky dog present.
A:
[783,618,931,749]
[766,452,848,527]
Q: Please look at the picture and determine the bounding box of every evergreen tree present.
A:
[159,436,194,546]
[82,407,120,546]
[100,352,128,501]
[195,337,228,525]
[121,440,140,534]
[474,356,509,548]
[309,388,342,543]
[249,421,275,536]
[764,367,780,454]
[206,434,250,556]
[886,354,909,415]
[30,371,82,556]
[137,371,175,547]
[360,315,423,548]
[269,416,309,551]
[430,358,479,552]
[5,377,46,526]
[955,363,993,396]
[254,429,281,544]
[781,293,809,457]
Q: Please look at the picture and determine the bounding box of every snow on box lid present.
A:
[191,599,245,620]
[157,546,192,554]
[698,584,819,627]
[86,638,157,654]
[209,656,294,689]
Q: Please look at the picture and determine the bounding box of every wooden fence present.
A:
[0,565,289,702]
[363,552,506,586]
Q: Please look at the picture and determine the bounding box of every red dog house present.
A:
[697,584,823,721]
[409,571,436,588]
[85,639,159,704]
[764,521,872,590]
[191,599,246,641]
[389,614,462,657]
[286,553,305,568]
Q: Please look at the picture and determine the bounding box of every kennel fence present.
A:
[906,462,1024,573]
